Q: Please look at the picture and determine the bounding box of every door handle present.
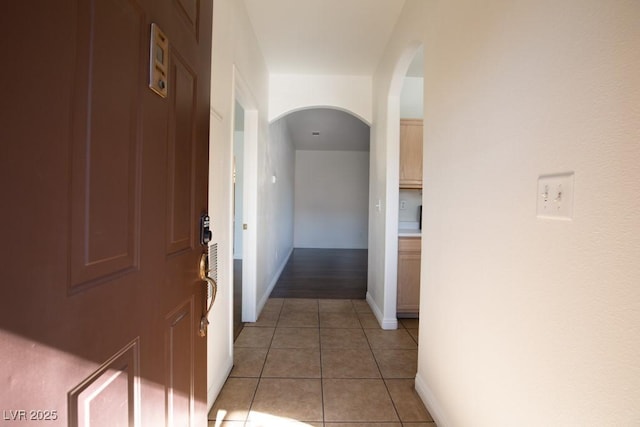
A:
[198,251,217,337]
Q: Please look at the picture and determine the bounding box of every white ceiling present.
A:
[243,0,406,75]
[282,108,370,151]
[244,1,410,151]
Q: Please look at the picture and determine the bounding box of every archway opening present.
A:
[268,107,371,299]
[383,43,424,326]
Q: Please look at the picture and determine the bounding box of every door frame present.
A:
[383,42,424,326]
[233,66,259,322]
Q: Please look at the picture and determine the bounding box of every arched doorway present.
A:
[383,43,424,324]
[268,107,371,299]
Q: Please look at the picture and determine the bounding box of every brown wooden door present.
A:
[0,1,212,426]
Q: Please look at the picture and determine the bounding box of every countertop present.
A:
[398,221,421,237]
[398,229,421,237]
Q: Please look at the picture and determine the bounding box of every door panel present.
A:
[69,340,140,427]
[165,299,195,427]
[0,0,213,425]
[70,0,145,290]
[166,52,197,255]
[175,0,200,36]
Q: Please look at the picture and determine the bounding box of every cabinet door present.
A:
[397,237,421,314]
[399,119,423,188]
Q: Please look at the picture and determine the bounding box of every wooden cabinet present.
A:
[397,236,421,314]
[398,120,423,314]
[399,119,423,189]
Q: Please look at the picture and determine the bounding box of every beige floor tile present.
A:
[365,329,418,349]
[372,349,418,379]
[350,299,372,313]
[321,348,381,379]
[319,299,356,313]
[230,347,268,377]
[357,312,380,329]
[208,421,245,427]
[208,377,258,422]
[262,298,284,312]
[401,423,437,426]
[385,379,433,422]
[271,327,320,349]
[263,348,321,378]
[217,294,430,426]
[246,422,323,427]
[399,318,420,329]
[282,298,319,313]
[323,379,399,422]
[325,424,401,427]
[234,327,275,348]
[245,309,280,328]
[320,328,369,349]
[249,378,323,422]
[320,311,361,328]
[278,310,319,328]
[406,328,419,344]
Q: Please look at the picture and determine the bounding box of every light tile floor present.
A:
[208,298,434,427]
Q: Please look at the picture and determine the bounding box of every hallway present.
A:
[271,249,368,300]
[208,298,433,426]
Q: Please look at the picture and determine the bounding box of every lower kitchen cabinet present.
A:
[397,236,421,315]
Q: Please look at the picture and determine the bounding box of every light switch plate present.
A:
[537,172,574,220]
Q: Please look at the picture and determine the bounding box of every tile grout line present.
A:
[318,299,326,425]
[243,300,284,426]
[215,298,424,426]
[363,311,404,425]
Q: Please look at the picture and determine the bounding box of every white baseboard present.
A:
[257,247,293,314]
[415,372,450,427]
[207,355,233,411]
[366,292,398,330]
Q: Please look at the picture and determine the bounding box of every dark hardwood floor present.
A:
[270,248,368,299]
[233,259,243,340]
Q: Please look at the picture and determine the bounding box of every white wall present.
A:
[398,189,421,226]
[294,150,370,249]
[208,0,269,409]
[368,2,427,331]
[269,74,373,124]
[233,100,245,259]
[400,76,424,119]
[256,118,295,308]
[376,0,640,425]
[232,129,244,259]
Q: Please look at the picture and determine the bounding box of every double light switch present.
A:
[537,172,574,220]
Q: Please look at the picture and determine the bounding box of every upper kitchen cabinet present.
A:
[399,119,423,188]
